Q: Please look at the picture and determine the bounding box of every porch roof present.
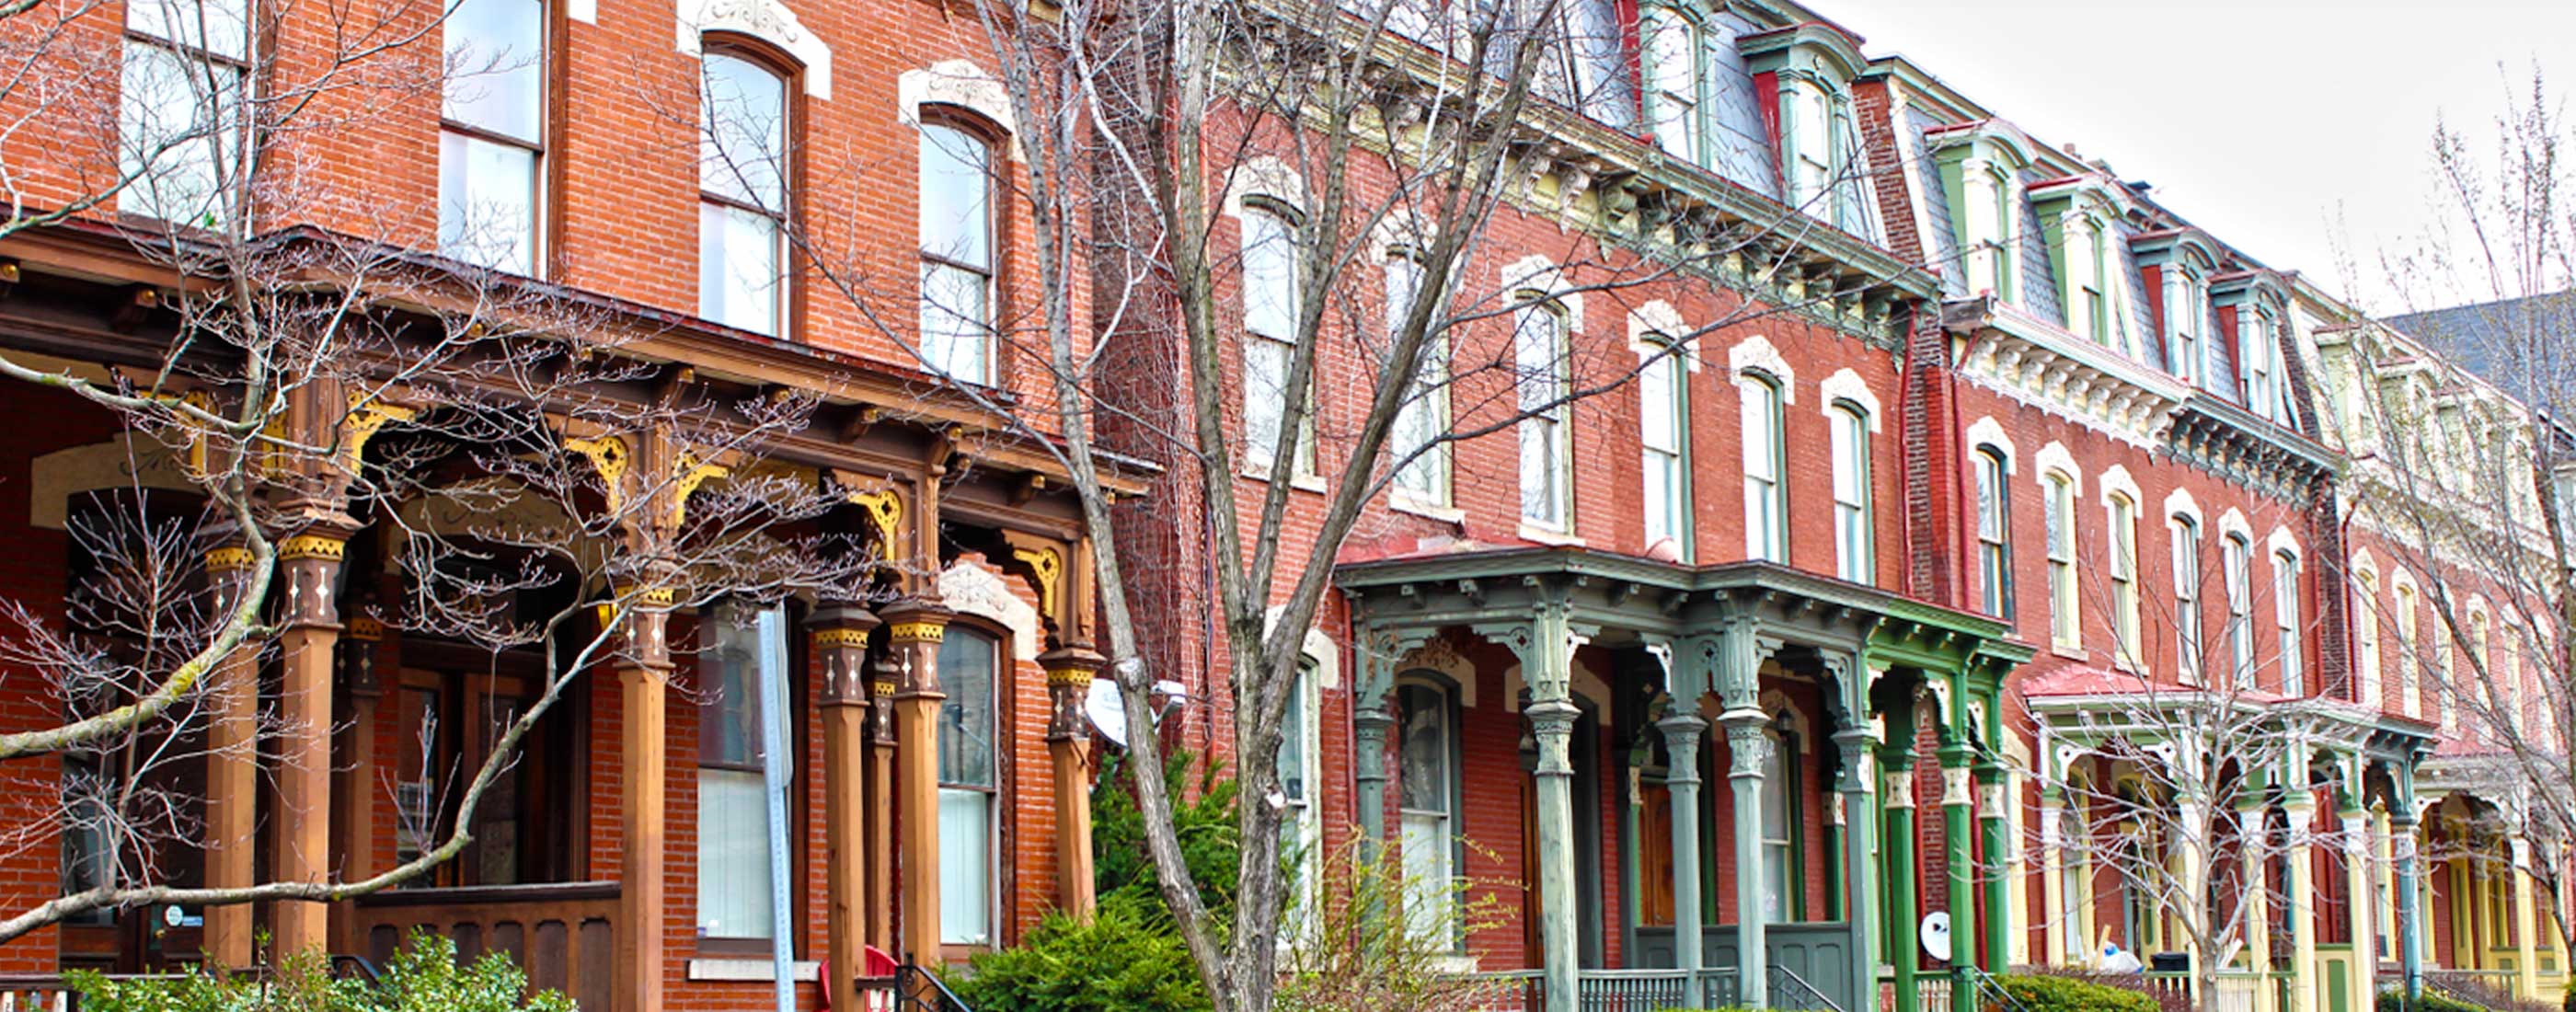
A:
[1333,546,2033,677]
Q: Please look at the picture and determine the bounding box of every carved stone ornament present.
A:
[1884,769,1916,808]
[1942,766,1972,807]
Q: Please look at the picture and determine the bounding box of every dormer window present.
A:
[2134,234,2218,388]
[1742,24,1876,241]
[2033,176,2134,356]
[1928,121,2036,304]
[1641,7,1703,164]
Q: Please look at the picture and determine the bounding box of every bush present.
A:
[72,933,572,1012]
[949,895,1210,1012]
[2562,976,2576,1012]
[1989,972,2161,1012]
[1273,843,1512,1012]
[1092,748,1243,923]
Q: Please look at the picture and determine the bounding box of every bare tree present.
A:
[776,0,1931,1006]
[2346,66,2576,960]
[0,0,876,948]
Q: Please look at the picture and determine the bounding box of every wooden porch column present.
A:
[1882,687,1923,1012]
[2284,794,2318,1012]
[810,605,880,1012]
[201,545,259,969]
[1978,767,2011,972]
[614,594,674,1012]
[330,615,385,956]
[1042,650,1106,918]
[1938,743,1978,973]
[1659,711,1708,981]
[2513,834,2542,1000]
[2240,798,2275,1012]
[2343,807,2377,1011]
[1715,618,1769,1008]
[274,529,350,956]
[2039,791,2068,967]
[868,663,899,949]
[883,604,951,964]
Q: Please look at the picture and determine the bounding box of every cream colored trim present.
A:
[1219,156,1305,221]
[1727,334,1796,398]
[938,558,1042,661]
[1966,416,2017,466]
[1820,368,1881,431]
[681,0,833,98]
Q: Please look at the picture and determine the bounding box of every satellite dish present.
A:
[1085,678,1129,747]
[1919,911,1952,962]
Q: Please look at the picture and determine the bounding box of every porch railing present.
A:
[2418,969,2542,1012]
[0,977,79,1012]
[350,880,618,1012]
[1463,968,1745,1011]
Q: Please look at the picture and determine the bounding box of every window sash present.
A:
[1830,407,1869,582]
[120,40,247,226]
[695,606,788,942]
[1741,377,1783,561]
[439,130,539,274]
[2173,521,2202,674]
[700,200,783,336]
[920,260,994,383]
[1515,304,1567,526]
[2275,555,2303,695]
[442,0,544,144]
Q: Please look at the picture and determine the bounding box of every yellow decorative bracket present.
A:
[564,435,633,511]
[669,455,731,526]
[1010,544,1064,624]
[812,627,872,650]
[341,394,418,474]
[204,546,256,572]
[278,535,348,561]
[846,488,903,556]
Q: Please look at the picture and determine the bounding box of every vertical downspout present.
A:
[758,609,798,1011]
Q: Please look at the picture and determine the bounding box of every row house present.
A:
[0,0,2565,1006]
[0,0,1134,1009]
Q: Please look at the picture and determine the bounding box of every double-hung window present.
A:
[1387,255,1449,506]
[2224,535,2252,687]
[1740,374,1786,562]
[1639,340,1688,553]
[1514,300,1570,529]
[1243,206,1312,475]
[2273,551,2303,696]
[2078,219,2111,346]
[2108,492,2140,664]
[121,0,251,227]
[2395,583,2421,717]
[2172,516,2202,680]
[1397,682,1459,949]
[696,605,789,943]
[1758,725,1796,922]
[2045,473,2077,646]
[2353,572,2382,707]
[2166,268,2203,386]
[1641,9,1699,164]
[1829,402,1871,582]
[920,122,996,383]
[937,627,1002,946]
[1974,449,2010,617]
[699,52,788,337]
[439,0,544,273]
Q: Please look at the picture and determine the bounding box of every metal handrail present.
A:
[892,962,977,1012]
[1767,964,1844,1012]
[1957,965,2039,1012]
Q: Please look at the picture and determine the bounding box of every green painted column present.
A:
[1979,765,2011,973]
[2393,765,2423,1006]
[1662,712,1709,980]
[1883,684,1922,1012]
[1482,609,1585,1012]
[1718,619,1770,1007]
[1940,743,1978,972]
[1351,697,1394,856]
[1837,725,1880,1010]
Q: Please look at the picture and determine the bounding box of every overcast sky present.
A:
[1819,0,2576,314]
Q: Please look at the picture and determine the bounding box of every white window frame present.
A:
[1640,6,1702,165]
[2352,569,2382,709]
[699,49,790,338]
[919,118,998,383]
[439,0,546,274]
[1974,447,2010,618]
[1242,201,1314,476]
[1639,336,1690,556]
[2171,513,2202,682]
[121,0,252,227]
[2223,534,2252,688]
[1740,372,1787,562]
[1828,400,1871,582]
[1397,679,1461,950]
[2045,471,2080,649]
[2273,549,2303,696]
[2107,491,2141,669]
[1386,253,1450,508]
[936,626,1004,947]
[1515,297,1571,530]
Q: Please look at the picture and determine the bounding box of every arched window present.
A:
[439,0,546,273]
[2171,514,2202,679]
[2046,471,2078,647]
[1739,373,1786,562]
[1515,298,1570,529]
[1386,253,1449,507]
[2107,491,2140,663]
[1829,401,1871,582]
[1639,338,1690,554]
[1640,7,1701,164]
[2467,608,2491,733]
[1242,202,1311,473]
[1973,447,2011,617]
[2224,535,2252,687]
[2394,581,2421,717]
[1397,680,1460,949]
[696,604,791,943]
[2273,549,2303,696]
[2076,215,2113,347]
[2163,259,2208,386]
[937,627,1002,946]
[2352,569,2381,707]
[699,49,789,337]
[920,119,997,382]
